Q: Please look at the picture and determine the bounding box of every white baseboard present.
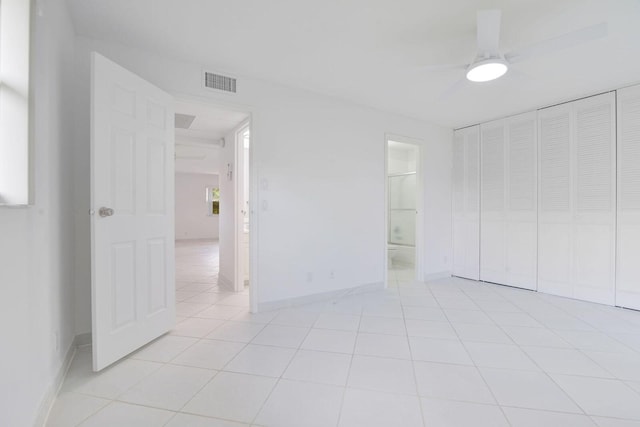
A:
[258,281,385,312]
[218,274,233,291]
[34,336,79,427]
[75,332,92,348]
[424,271,452,281]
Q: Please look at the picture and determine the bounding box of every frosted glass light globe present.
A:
[466,59,508,82]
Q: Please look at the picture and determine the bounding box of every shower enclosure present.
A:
[387,139,419,286]
[388,172,416,247]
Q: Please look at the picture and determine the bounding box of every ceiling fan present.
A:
[431,10,608,83]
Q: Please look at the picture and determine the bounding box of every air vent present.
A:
[204,71,237,93]
[175,113,196,129]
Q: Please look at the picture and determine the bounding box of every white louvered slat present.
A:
[453,133,465,214]
[576,103,612,212]
[619,96,640,211]
[505,112,537,290]
[452,130,465,277]
[481,126,505,213]
[538,104,573,299]
[466,131,480,213]
[540,113,570,212]
[509,117,536,212]
[480,121,506,285]
[465,127,480,280]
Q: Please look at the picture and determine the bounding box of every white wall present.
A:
[175,172,220,240]
[71,36,452,322]
[0,1,77,425]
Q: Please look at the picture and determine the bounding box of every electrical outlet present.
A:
[306,272,313,282]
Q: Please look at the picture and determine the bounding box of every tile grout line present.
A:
[404,283,430,427]
[434,284,516,427]
[246,309,319,426]
[334,303,364,427]
[466,285,594,419]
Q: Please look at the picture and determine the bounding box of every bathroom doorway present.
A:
[385,137,422,287]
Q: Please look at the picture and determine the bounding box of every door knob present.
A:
[99,207,115,217]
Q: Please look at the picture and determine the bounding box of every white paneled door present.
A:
[538,92,616,305]
[91,53,175,371]
[452,126,480,280]
[616,84,640,310]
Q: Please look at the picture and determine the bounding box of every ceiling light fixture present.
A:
[466,58,508,82]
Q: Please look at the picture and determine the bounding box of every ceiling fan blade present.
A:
[438,78,467,101]
[422,63,469,72]
[505,22,608,64]
[477,9,502,56]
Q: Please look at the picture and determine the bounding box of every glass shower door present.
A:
[388,173,416,246]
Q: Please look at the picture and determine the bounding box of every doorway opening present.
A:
[89,53,259,370]
[385,137,422,287]
[174,99,252,321]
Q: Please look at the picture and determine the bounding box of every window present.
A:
[206,187,220,215]
[0,0,32,205]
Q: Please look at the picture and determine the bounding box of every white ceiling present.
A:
[67,0,640,128]
[174,100,248,175]
[175,143,221,175]
[174,100,248,142]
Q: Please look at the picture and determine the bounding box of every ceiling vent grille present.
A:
[174,113,196,129]
[204,71,237,93]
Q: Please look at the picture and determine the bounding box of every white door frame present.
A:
[384,133,425,287]
[234,121,251,294]
[174,94,259,313]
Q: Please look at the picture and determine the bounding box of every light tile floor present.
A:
[46,241,640,426]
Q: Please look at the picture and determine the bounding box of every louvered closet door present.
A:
[505,112,537,290]
[452,126,480,280]
[538,103,573,298]
[464,128,481,280]
[538,93,616,304]
[616,84,640,310]
[452,131,466,277]
[480,120,506,285]
[572,93,615,304]
[479,113,537,290]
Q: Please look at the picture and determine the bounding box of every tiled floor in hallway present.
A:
[46,240,640,426]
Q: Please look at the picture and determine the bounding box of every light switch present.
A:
[261,178,269,191]
[261,200,268,211]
